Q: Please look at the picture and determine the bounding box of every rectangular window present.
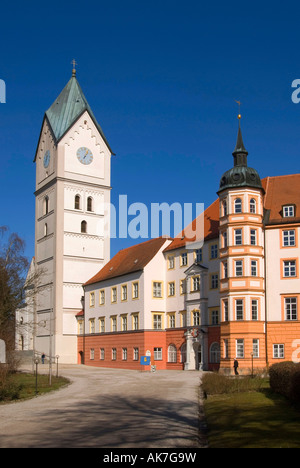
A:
[234,229,242,245]
[100,348,105,360]
[168,282,175,296]
[211,310,219,325]
[100,318,105,333]
[133,348,139,361]
[285,297,297,321]
[253,339,259,358]
[111,317,117,332]
[222,231,228,248]
[236,300,244,321]
[251,299,258,320]
[132,282,139,299]
[122,348,127,360]
[211,274,219,289]
[111,287,117,303]
[224,339,229,359]
[250,229,257,246]
[169,313,175,328]
[90,348,94,360]
[153,282,162,298]
[121,315,128,331]
[235,260,243,276]
[133,313,139,330]
[283,230,296,247]
[251,260,257,277]
[192,276,200,291]
[283,205,295,217]
[223,261,228,278]
[195,248,202,262]
[121,285,127,301]
[100,290,105,305]
[223,299,229,321]
[90,292,95,307]
[210,244,218,259]
[273,344,284,359]
[154,347,162,360]
[180,252,188,266]
[168,256,175,269]
[236,339,244,358]
[89,319,95,334]
[153,314,162,330]
[283,260,297,277]
[112,348,117,360]
[193,310,200,326]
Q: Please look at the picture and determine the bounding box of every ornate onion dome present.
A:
[218,114,262,194]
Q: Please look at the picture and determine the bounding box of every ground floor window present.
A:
[133,347,139,360]
[210,342,220,363]
[273,344,285,359]
[236,339,244,358]
[112,348,117,360]
[168,344,177,362]
[154,347,162,360]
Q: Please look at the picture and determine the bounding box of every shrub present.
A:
[201,372,265,396]
[269,361,300,402]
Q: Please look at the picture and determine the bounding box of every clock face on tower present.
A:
[77,147,93,165]
[43,150,50,168]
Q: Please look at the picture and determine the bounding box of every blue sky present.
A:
[1,0,300,260]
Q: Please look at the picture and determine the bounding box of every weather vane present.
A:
[235,100,241,119]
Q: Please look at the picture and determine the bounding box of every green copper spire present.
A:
[45,69,114,153]
[232,115,248,166]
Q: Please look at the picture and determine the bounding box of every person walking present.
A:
[41,353,45,364]
[234,358,239,375]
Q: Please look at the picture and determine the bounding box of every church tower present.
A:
[218,114,266,374]
[34,67,113,363]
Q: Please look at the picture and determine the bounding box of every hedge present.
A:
[269,361,300,402]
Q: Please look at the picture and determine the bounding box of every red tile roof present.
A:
[84,237,170,286]
[263,174,300,225]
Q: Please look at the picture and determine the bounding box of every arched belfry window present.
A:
[81,220,87,233]
[43,196,49,215]
[234,198,242,214]
[75,195,81,210]
[87,196,93,212]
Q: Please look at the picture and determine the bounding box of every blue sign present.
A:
[140,356,151,365]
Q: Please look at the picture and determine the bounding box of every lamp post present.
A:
[34,359,39,395]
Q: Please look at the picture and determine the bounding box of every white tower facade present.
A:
[34,70,113,363]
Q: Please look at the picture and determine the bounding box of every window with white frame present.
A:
[90,348,94,360]
[122,348,127,360]
[168,282,175,296]
[133,348,139,361]
[251,299,258,320]
[100,318,105,333]
[121,315,128,331]
[154,347,163,360]
[195,248,202,263]
[132,282,139,299]
[100,348,105,360]
[133,313,139,330]
[235,260,243,277]
[193,310,200,326]
[168,344,177,363]
[236,300,244,320]
[236,339,244,358]
[112,348,117,360]
[100,290,105,305]
[223,300,229,321]
[153,314,162,329]
[253,339,259,358]
[251,260,258,277]
[89,318,95,333]
[285,297,297,320]
[234,198,242,213]
[250,229,257,245]
[111,317,117,332]
[180,252,188,266]
[283,205,295,218]
[90,292,95,307]
[273,344,284,359]
[192,276,200,291]
[168,256,175,269]
[169,313,175,328]
[121,285,127,301]
[153,282,162,298]
[111,287,117,302]
[223,339,229,359]
[211,274,219,289]
[211,310,219,325]
[210,244,218,259]
[234,229,242,245]
[250,198,256,214]
[283,230,296,247]
[283,260,297,277]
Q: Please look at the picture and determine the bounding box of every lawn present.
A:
[203,383,300,448]
[0,373,70,403]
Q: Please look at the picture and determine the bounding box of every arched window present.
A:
[234,198,242,214]
[75,195,81,210]
[250,198,256,214]
[87,196,93,212]
[81,220,87,233]
[180,344,186,364]
[43,196,49,215]
[210,342,220,364]
[168,344,177,363]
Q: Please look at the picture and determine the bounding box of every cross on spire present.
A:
[71,59,77,77]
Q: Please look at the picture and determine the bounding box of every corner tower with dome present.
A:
[33,67,114,363]
[217,115,266,373]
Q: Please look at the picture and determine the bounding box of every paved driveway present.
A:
[0,365,207,448]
